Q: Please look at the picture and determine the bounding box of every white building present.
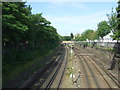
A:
[96,31,117,42]
[74,33,81,39]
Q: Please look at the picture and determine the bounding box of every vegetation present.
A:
[62,36,71,41]
[74,30,98,42]
[116,0,120,40]
[74,33,86,41]
[83,29,94,42]
[62,33,74,41]
[97,21,111,41]
[74,21,111,42]
[2,1,120,86]
[70,33,74,39]
[74,1,120,42]
[96,46,113,52]
[2,2,60,84]
[107,9,118,40]
[106,1,120,40]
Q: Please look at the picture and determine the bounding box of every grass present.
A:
[2,44,58,86]
[87,43,113,52]
[95,46,113,52]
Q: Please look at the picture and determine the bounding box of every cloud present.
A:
[48,2,89,9]
[44,11,109,35]
[44,11,108,25]
[25,2,117,36]
[27,0,117,2]
[68,3,89,9]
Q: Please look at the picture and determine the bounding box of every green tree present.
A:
[116,0,120,40]
[90,31,99,41]
[70,33,74,40]
[2,2,61,87]
[62,36,71,41]
[107,9,118,40]
[2,2,31,48]
[84,29,94,42]
[74,34,86,41]
[97,21,111,41]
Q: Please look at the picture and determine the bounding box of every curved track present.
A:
[31,46,68,89]
[74,46,119,88]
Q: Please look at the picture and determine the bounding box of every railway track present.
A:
[78,47,120,88]
[50,46,68,88]
[31,46,68,89]
[74,46,119,88]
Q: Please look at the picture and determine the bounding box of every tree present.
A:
[116,0,120,40]
[70,33,74,40]
[74,34,86,41]
[2,2,60,49]
[84,29,94,42]
[97,21,111,41]
[2,2,31,48]
[2,2,61,88]
[107,9,118,40]
[90,31,99,41]
[62,36,71,41]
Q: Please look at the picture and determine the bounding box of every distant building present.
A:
[74,33,81,39]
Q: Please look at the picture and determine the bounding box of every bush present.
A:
[2,43,58,84]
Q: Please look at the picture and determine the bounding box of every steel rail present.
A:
[57,46,68,89]
[75,46,120,88]
[75,47,112,88]
[35,46,67,89]
[34,47,64,89]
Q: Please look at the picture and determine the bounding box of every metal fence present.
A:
[75,41,120,48]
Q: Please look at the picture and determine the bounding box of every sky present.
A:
[26,2,117,36]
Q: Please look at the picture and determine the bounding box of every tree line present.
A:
[2,2,61,83]
[2,2,60,49]
[62,33,74,41]
[74,1,120,42]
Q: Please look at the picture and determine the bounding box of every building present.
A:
[73,33,81,39]
[95,31,117,42]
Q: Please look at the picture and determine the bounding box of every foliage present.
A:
[2,2,60,85]
[61,33,74,41]
[116,0,120,40]
[73,3,119,42]
[3,43,57,85]
[96,46,113,52]
[107,9,118,40]
[90,31,99,40]
[62,36,71,41]
[2,2,60,49]
[58,34,63,41]
[74,29,99,41]
[83,29,94,41]
[74,33,86,41]
[106,1,120,40]
[97,21,111,39]
[2,2,31,47]
[70,33,74,39]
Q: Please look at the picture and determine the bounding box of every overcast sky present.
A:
[26,2,117,36]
